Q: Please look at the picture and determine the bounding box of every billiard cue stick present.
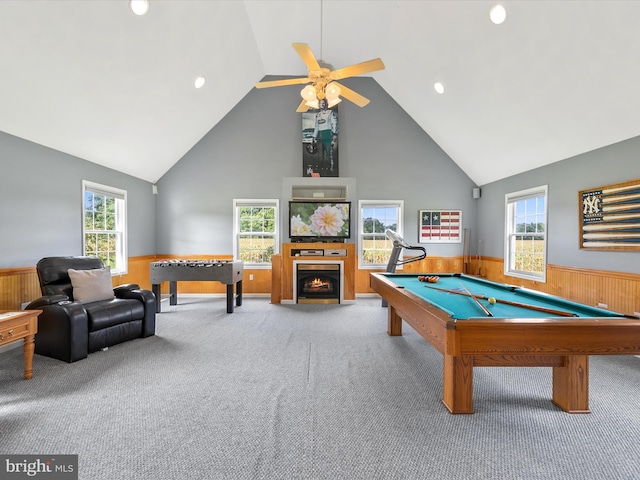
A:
[459,282,493,317]
[424,285,579,317]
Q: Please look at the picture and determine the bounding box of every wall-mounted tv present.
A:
[289,201,351,242]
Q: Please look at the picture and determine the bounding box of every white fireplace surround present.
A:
[291,260,344,304]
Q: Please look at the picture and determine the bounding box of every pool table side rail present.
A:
[451,319,640,357]
[370,273,640,359]
[370,272,450,355]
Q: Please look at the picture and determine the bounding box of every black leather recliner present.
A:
[26,256,156,363]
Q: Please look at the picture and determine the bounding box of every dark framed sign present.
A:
[302,101,338,177]
[579,177,640,251]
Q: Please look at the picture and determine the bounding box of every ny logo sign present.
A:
[582,194,601,215]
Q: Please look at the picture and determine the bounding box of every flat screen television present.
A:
[289,201,351,242]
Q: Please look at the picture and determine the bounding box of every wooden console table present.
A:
[272,243,356,303]
[0,310,40,379]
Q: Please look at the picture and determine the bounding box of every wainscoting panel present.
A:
[0,255,270,310]
[1,255,638,316]
[150,255,271,296]
[474,257,640,317]
[0,267,40,310]
[355,256,466,295]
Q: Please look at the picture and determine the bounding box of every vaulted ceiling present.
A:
[1,1,639,186]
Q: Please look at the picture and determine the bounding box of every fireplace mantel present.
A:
[271,243,356,304]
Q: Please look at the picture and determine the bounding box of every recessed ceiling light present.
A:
[130,0,149,16]
[194,76,206,89]
[434,82,445,95]
[490,4,507,24]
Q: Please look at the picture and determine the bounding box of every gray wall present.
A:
[0,131,156,268]
[155,77,479,257]
[5,75,637,277]
[477,136,640,274]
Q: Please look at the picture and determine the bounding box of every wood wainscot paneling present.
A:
[356,256,466,295]
[0,257,157,310]
[152,255,271,296]
[3,254,637,315]
[0,267,40,310]
[475,256,640,317]
[112,255,156,290]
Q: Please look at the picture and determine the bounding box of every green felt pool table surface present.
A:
[387,273,622,320]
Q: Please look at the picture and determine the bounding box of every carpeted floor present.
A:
[1,297,639,479]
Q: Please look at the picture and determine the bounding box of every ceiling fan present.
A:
[254,43,385,112]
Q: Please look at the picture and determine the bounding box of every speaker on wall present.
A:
[472,187,481,199]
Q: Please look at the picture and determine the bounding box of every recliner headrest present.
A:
[36,256,105,297]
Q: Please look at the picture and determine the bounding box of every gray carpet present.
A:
[1,297,640,480]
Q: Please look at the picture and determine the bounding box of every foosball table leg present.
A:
[226,284,234,313]
[169,281,178,306]
[236,280,243,307]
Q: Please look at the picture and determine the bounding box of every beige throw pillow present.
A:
[68,267,115,304]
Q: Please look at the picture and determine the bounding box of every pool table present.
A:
[370,272,640,414]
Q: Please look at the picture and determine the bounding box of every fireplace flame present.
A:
[303,277,334,293]
[311,277,329,288]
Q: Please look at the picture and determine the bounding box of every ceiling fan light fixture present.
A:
[490,4,507,24]
[327,97,342,108]
[325,83,341,100]
[257,43,384,111]
[129,0,150,16]
[301,85,317,102]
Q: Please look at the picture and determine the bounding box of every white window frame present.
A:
[504,185,548,282]
[233,199,279,269]
[358,200,404,269]
[82,180,128,275]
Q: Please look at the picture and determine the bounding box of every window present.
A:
[233,199,279,267]
[82,180,127,275]
[504,185,548,282]
[358,200,403,268]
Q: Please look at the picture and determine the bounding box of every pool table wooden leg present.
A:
[443,354,474,414]
[552,355,590,413]
[387,305,403,336]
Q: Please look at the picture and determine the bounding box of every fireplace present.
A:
[295,263,342,304]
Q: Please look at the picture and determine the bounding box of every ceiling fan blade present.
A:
[292,43,321,71]
[332,82,370,107]
[255,77,311,89]
[296,99,310,113]
[329,58,385,80]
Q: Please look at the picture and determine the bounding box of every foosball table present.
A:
[150,259,244,313]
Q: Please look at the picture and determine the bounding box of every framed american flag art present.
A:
[579,177,640,251]
[419,210,462,243]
